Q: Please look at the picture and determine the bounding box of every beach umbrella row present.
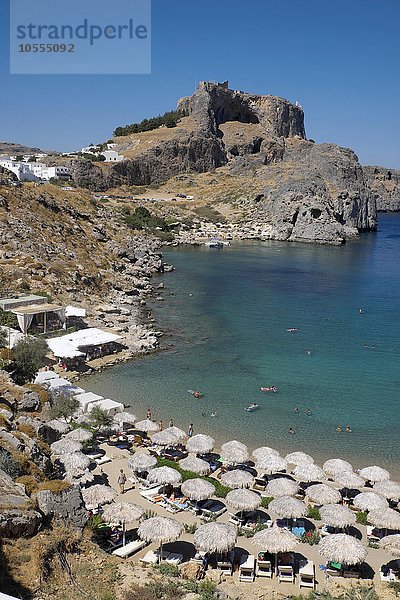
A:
[128,452,157,472]
[186,434,215,455]
[306,484,342,505]
[220,469,253,489]
[265,478,299,498]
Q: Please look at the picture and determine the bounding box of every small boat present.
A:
[205,238,224,248]
[245,403,260,412]
[260,386,277,393]
[188,389,202,398]
[287,328,299,333]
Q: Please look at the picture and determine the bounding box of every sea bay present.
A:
[86,213,400,477]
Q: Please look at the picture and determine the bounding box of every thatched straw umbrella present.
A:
[179,456,210,476]
[252,446,280,460]
[226,489,261,520]
[128,452,157,473]
[186,434,215,455]
[135,419,159,433]
[147,466,182,486]
[323,459,353,478]
[319,533,367,565]
[82,484,117,507]
[269,496,307,519]
[65,428,93,443]
[319,504,356,528]
[59,452,92,471]
[353,492,389,512]
[193,522,237,554]
[368,508,400,531]
[334,471,365,489]
[374,481,400,501]
[220,441,249,465]
[221,469,253,489]
[138,516,183,560]
[113,412,137,425]
[266,478,299,498]
[102,502,145,546]
[359,466,390,483]
[380,534,400,556]
[165,426,187,441]
[151,429,181,447]
[65,469,95,485]
[181,478,215,502]
[306,484,342,505]
[252,525,299,573]
[294,463,325,482]
[51,438,82,455]
[285,452,314,466]
[256,455,288,474]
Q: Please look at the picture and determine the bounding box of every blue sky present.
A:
[1,0,399,167]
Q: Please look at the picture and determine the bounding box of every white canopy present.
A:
[88,398,124,416]
[65,305,86,318]
[47,338,85,359]
[74,391,104,413]
[64,327,121,348]
[34,371,59,385]
[46,378,85,396]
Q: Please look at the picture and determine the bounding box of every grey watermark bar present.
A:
[10,0,151,74]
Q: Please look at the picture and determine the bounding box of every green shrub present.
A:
[389,582,400,596]
[356,511,368,525]
[300,530,320,545]
[261,496,273,508]
[307,506,321,520]
[155,562,180,577]
[114,110,184,137]
[11,337,49,385]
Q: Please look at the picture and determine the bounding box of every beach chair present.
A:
[140,550,170,565]
[367,525,381,544]
[217,551,234,575]
[299,560,315,590]
[165,553,184,566]
[278,565,294,584]
[256,556,272,578]
[239,554,255,582]
[95,455,112,466]
[112,539,147,559]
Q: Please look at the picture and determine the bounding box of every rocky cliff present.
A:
[72,81,376,244]
[363,165,400,211]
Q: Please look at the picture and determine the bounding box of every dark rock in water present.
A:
[0,468,42,537]
[35,486,87,528]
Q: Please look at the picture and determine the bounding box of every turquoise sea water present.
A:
[86,213,400,476]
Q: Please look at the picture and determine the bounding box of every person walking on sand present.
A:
[118,469,127,494]
[188,423,194,437]
[147,408,152,420]
[159,420,163,431]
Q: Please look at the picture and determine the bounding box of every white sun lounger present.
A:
[165,553,183,566]
[299,560,315,589]
[140,550,170,565]
[239,554,255,582]
[95,455,112,466]
[112,539,147,558]
[278,565,294,584]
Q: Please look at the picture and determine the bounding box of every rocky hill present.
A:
[0,141,45,156]
[72,81,377,245]
[363,165,400,211]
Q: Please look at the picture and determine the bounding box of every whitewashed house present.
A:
[0,157,71,181]
[101,150,124,162]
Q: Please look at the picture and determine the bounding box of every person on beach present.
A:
[188,423,194,437]
[159,420,163,431]
[336,425,343,433]
[118,469,127,494]
[147,408,152,420]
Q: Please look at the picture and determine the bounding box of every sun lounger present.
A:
[367,525,381,544]
[278,565,294,584]
[256,556,272,578]
[217,551,234,575]
[291,525,306,538]
[299,560,315,589]
[140,485,163,502]
[112,539,147,558]
[95,455,112,466]
[239,554,255,582]
[140,550,170,565]
[165,553,183,566]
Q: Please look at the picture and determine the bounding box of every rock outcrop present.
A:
[35,486,87,528]
[363,166,400,211]
[71,80,377,244]
[0,468,42,537]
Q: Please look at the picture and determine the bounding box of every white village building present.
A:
[0,156,70,182]
[101,150,124,162]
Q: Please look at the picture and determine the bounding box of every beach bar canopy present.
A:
[11,303,66,334]
[47,328,121,360]
[47,338,85,359]
[88,398,124,416]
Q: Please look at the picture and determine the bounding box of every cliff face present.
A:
[363,166,400,211]
[72,81,377,244]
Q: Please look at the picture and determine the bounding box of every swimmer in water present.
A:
[307,350,312,356]
[346,425,352,433]
[336,425,343,433]
[306,408,312,415]
[294,407,299,413]
[210,412,217,418]
[288,427,295,435]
